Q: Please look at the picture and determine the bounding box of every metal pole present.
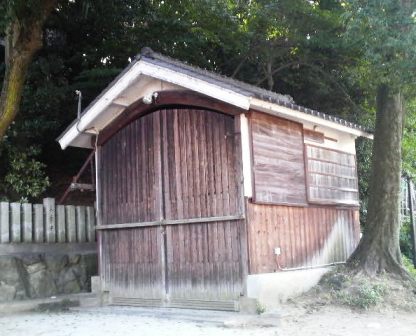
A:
[407,177,416,268]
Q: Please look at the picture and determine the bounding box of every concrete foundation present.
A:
[246,267,331,309]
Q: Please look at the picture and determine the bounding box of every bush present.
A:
[336,281,386,310]
[4,147,50,201]
[402,255,416,280]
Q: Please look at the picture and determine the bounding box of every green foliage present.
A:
[342,0,416,90]
[402,98,416,177]
[256,302,266,315]
[0,0,399,214]
[402,255,416,280]
[320,268,386,309]
[4,146,50,201]
[0,0,369,202]
[335,280,386,310]
[400,216,414,260]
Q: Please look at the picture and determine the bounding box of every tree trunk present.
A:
[0,0,56,140]
[348,84,407,277]
[0,50,35,138]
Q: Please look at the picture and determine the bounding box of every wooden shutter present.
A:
[305,144,359,205]
[250,113,307,205]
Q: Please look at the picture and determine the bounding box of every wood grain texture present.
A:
[97,90,245,146]
[304,129,325,143]
[101,227,164,299]
[305,144,359,205]
[165,220,244,301]
[162,109,241,220]
[250,112,307,205]
[246,201,360,273]
[100,111,162,225]
[99,107,245,302]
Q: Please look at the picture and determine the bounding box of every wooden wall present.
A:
[100,111,162,225]
[99,107,245,303]
[305,144,359,205]
[100,108,242,225]
[161,108,242,219]
[165,220,244,301]
[246,111,361,274]
[101,227,164,299]
[246,202,360,273]
[250,112,307,205]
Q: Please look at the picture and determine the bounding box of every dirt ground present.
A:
[1,305,416,336]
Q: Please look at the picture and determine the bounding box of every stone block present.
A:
[0,282,16,301]
[239,297,258,314]
[0,256,21,283]
[44,255,69,272]
[91,276,101,293]
[26,262,46,274]
[69,254,81,265]
[28,269,57,297]
[21,255,42,266]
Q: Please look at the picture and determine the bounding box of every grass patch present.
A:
[256,302,266,315]
[335,280,386,310]
[300,265,416,312]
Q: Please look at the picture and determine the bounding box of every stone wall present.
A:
[0,253,97,302]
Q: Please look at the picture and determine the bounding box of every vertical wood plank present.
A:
[0,202,10,243]
[44,198,56,243]
[56,205,66,243]
[10,202,21,243]
[22,203,33,243]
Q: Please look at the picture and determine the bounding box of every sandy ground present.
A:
[0,305,416,336]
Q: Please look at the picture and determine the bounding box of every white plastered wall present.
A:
[302,120,357,154]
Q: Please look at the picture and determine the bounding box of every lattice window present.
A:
[305,144,359,205]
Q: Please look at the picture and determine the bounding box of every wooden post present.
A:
[0,202,10,243]
[10,203,21,243]
[56,205,66,243]
[33,204,44,243]
[407,178,416,268]
[66,205,76,243]
[76,206,86,242]
[22,203,33,243]
[44,198,56,243]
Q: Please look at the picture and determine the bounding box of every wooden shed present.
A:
[58,48,372,310]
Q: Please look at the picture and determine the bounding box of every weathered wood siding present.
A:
[305,144,359,205]
[161,109,242,220]
[166,220,244,301]
[100,111,162,225]
[99,107,244,304]
[250,112,307,205]
[101,227,164,299]
[246,201,360,273]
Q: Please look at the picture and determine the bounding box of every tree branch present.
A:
[255,61,300,86]
[256,61,362,113]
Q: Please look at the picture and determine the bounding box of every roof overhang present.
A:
[58,57,372,149]
[58,59,250,149]
[250,98,373,139]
